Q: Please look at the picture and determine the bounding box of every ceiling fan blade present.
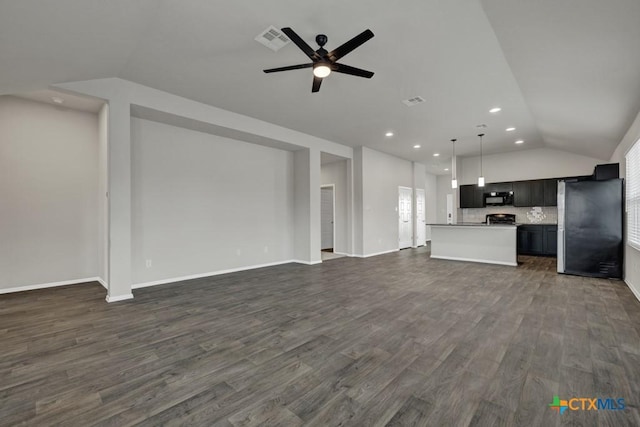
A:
[312,76,323,93]
[281,27,319,60]
[263,63,313,73]
[327,29,374,62]
[333,63,374,78]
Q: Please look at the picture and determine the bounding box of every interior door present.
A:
[321,186,334,250]
[416,188,426,246]
[398,186,413,249]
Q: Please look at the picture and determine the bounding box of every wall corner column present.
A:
[293,148,322,264]
[106,99,133,302]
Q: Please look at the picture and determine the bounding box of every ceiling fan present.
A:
[263,27,375,93]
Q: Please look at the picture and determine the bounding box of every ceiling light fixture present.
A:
[433,153,440,157]
[515,140,524,144]
[506,127,516,132]
[444,168,449,171]
[489,107,501,113]
[451,139,458,189]
[413,144,421,149]
[312,63,331,78]
[51,96,64,104]
[477,133,485,187]
[385,131,394,137]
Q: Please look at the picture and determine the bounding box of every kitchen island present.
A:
[429,224,517,266]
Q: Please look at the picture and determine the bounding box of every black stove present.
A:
[485,213,516,225]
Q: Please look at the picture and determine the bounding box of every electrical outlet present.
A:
[264,246,269,253]
[236,249,242,256]
[145,259,152,268]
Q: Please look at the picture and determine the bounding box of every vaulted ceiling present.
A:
[2,0,639,174]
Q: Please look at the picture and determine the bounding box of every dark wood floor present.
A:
[2,248,640,426]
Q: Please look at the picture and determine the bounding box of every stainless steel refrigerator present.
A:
[557,179,623,278]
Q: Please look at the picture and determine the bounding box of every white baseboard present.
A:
[132,260,298,290]
[353,249,399,258]
[292,259,323,265]
[626,279,640,303]
[106,293,134,303]
[333,252,352,257]
[97,277,108,289]
[430,255,517,267]
[0,277,102,295]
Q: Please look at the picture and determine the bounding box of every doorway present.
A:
[321,185,336,257]
[399,186,413,249]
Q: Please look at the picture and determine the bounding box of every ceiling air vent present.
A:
[255,26,290,51]
[402,96,426,107]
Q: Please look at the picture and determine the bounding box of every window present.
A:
[627,138,640,249]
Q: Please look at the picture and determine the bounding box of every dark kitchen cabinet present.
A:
[544,225,557,256]
[459,185,483,208]
[485,182,513,193]
[513,181,531,207]
[544,179,558,206]
[517,224,557,256]
[530,180,544,206]
[517,225,544,255]
[513,180,545,207]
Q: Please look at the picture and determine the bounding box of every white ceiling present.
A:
[1,0,639,174]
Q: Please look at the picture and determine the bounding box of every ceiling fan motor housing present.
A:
[316,34,328,47]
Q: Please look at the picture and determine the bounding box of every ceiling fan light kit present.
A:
[313,63,331,78]
[263,27,375,93]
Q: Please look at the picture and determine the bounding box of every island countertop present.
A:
[428,223,517,227]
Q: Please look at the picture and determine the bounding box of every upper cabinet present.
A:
[461,179,553,208]
[543,179,558,206]
[459,184,484,208]
[457,164,616,209]
[484,182,513,193]
[513,179,551,207]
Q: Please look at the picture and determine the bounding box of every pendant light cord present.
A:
[451,139,457,180]
[478,133,484,177]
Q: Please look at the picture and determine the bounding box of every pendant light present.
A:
[477,133,485,187]
[450,138,458,189]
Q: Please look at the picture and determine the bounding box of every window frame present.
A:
[626,137,640,251]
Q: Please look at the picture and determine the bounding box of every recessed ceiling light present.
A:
[51,96,64,104]
[413,144,421,149]
[444,168,449,171]
[515,140,524,144]
[433,153,440,157]
[506,127,516,132]
[385,131,394,137]
[489,107,501,113]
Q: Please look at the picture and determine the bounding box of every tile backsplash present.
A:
[460,206,558,224]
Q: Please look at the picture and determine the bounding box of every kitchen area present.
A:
[430,163,623,279]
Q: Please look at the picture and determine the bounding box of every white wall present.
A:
[436,174,455,224]
[412,163,426,247]
[361,147,413,255]
[610,109,640,301]
[0,96,99,290]
[353,147,364,256]
[130,118,294,285]
[55,78,342,299]
[424,172,437,240]
[321,160,348,255]
[460,147,603,185]
[98,104,109,285]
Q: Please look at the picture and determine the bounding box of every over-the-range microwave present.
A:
[484,191,514,206]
